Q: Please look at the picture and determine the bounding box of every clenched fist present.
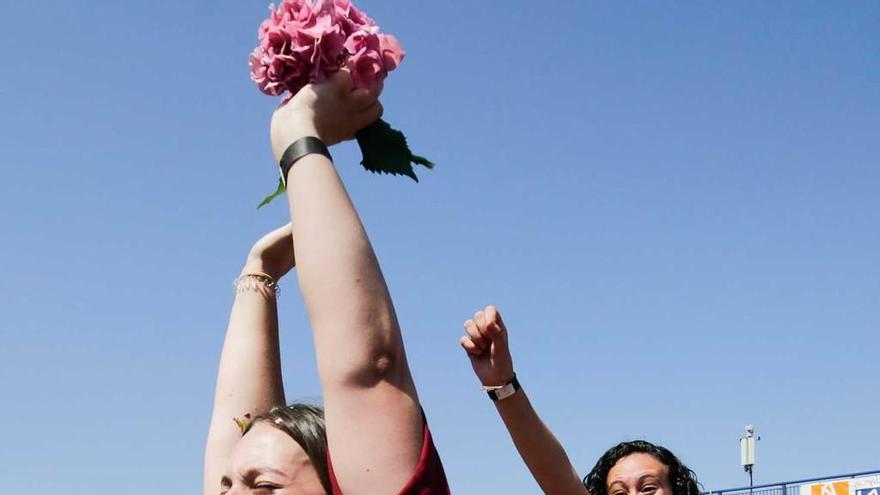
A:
[270,69,383,162]
[460,305,515,387]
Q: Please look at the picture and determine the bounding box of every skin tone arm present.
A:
[461,305,588,495]
[269,71,423,494]
[203,224,296,495]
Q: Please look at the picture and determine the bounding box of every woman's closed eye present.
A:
[253,481,283,493]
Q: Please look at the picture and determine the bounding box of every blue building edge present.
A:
[705,470,880,495]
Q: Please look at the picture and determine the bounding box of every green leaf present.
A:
[355,119,434,181]
[258,119,433,210]
[258,178,286,209]
[411,154,434,169]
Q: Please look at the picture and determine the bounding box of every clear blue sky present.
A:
[1,1,877,492]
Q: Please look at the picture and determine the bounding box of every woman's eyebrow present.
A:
[243,467,288,478]
[638,474,663,483]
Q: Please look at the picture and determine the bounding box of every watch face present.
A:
[495,383,516,400]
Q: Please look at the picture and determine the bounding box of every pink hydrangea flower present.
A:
[250,0,405,96]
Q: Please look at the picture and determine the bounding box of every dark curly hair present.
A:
[583,441,701,495]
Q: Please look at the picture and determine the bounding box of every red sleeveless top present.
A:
[327,421,450,494]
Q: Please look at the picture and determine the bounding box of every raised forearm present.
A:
[272,75,423,493]
[494,390,586,495]
[213,284,286,414]
[286,155,409,387]
[203,278,285,495]
[462,308,582,493]
[281,145,423,494]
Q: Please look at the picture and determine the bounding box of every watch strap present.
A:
[486,374,521,401]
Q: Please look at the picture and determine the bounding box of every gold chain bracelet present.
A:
[233,272,279,297]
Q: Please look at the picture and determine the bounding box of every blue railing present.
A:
[705,470,880,495]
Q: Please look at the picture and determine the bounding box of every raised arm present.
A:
[270,71,424,494]
[203,225,295,495]
[461,305,588,495]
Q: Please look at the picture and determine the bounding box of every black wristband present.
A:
[486,374,521,401]
[279,136,332,186]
